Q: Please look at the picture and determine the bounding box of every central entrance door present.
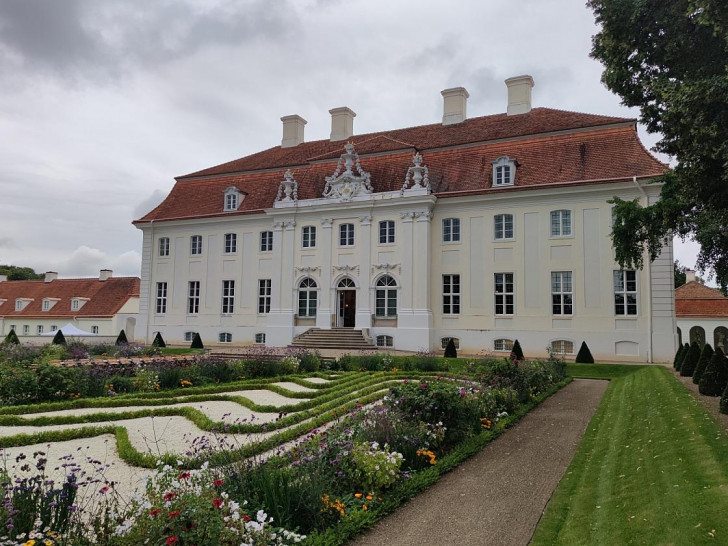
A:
[337,278,356,327]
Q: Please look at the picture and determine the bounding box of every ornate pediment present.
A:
[322,143,373,201]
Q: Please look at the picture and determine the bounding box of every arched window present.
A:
[492,156,516,186]
[298,278,318,318]
[338,278,356,289]
[689,326,706,347]
[714,327,728,353]
[376,335,393,348]
[375,275,397,317]
[223,187,241,211]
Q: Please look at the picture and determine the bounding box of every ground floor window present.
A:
[494,273,514,315]
[376,335,393,348]
[298,278,318,317]
[441,337,460,349]
[184,331,196,342]
[255,332,266,344]
[375,275,397,317]
[91,325,99,334]
[551,339,574,354]
[443,275,461,314]
[219,332,232,343]
[494,338,514,352]
[258,280,271,314]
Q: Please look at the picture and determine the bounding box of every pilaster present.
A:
[266,219,296,346]
[355,215,373,328]
[316,218,334,328]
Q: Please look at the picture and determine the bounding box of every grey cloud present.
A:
[0,237,17,249]
[133,190,167,220]
[49,246,141,277]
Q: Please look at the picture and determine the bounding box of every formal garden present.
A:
[0,336,569,545]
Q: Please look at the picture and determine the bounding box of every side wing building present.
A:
[133,76,675,362]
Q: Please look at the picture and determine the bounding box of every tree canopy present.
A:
[0,265,43,280]
[588,0,728,290]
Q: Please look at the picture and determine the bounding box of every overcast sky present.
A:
[0,0,701,280]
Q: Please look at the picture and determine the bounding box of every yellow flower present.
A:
[24,540,36,546]
[366,494,373,500]
[354,493,363,498]
[362,504,368,510]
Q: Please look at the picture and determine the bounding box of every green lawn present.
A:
[532,365,728,545]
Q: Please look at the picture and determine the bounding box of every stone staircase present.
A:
[291,328,375,350]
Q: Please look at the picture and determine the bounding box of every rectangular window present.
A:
[339,223,354,246]
[190,235,203,255]
[552,340,574,354]
[379,220,395,244]
[442,274,461,314]
[495,164,511,186]
[441,337,460,349]
[9,325,16,334]
[155,282,168,314]
[551,271,573,315]
[443,218,460,242]
[184,331,196,342]
[49,325,56,332]
[23,325,29,335]
[225,192,238,211]
[550,210,572,237]
[260,231,273,252]
[494,273,514,315]
[255,332,266,344]
[494,214,514,239]
[224,233,237,253]
[219,332,232,343]
[91,325,99,334]
[302,226,316,248]
[15,300,22,311]
[159,237,170,257]
[71,299,79,311]
[494,338,514,352]
[188,281,200,314]
[42,300,50,311]
[258,279,271,314]
[221,280,235,314]
[614,270,637,315]
[36,325,44,335]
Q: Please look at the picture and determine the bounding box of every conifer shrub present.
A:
[115,329,128,346]
[698,348,728,396]
[575,341,594,364]
[720,381,728,414]
[693,343,714,385]
[190,332,204,349]
[676,343,690,372]
[444,338,457,358]
[680,341,701,377]
[152,332,166,348]
[3,328,20,345]
[52,330,67,345]
[673,343,687,369]
[511,339,524,361]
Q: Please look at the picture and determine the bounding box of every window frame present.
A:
[492,156,516,187]
[91,325,99,334]
[36,325,44,335]
[297,277,318,318]
[378,220,395,245]
[442,218,461,243]
[258,279,272,314]
[224,233,237,254]
[613,269,638,316]
[188,281,200,315]
[339,223,355,247]
[254,332,266,344]
[551,271,573,316]
[221,280,235,315]
[494,272,515,316]
[550,209,573,238]
[551,339,574,354]
[375,275,398,317]
[155,282,168,314]
[223,187,240,212]
[159,237,170,257]
[218,332,233,343]
[494,213,514,240]
[23,325,29,336]
[190,235,203,256]
[184,331,196,342]
[302,226,317,249]
[260,231,273,252]
[493,338,514,352]
[442,274,461,315]
[376,335,394,348]
[441,337,460,349]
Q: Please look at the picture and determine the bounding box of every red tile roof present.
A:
[676,281,728,318]
[135,107,667,224]
[0,277,140,318]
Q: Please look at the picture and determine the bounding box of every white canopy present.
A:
[41,322,97,337]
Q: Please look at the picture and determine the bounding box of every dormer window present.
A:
[14,298,32,311]
[492,156,516,187]
[70,298,89,311]
[42,298,60,312]
[223,187,241,211]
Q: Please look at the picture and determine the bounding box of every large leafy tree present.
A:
[588,0,728,290]
[0,265,43,280]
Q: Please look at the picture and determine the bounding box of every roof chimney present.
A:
[686,270,696,283]
[329,107,356,141]
[441,87,469,125]
[280,115,307,148]
[99,269,113,281]
[44,271,58,283]
[505,75,534,115]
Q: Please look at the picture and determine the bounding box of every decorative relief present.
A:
[332,264,360,276]
[372,263,401,274]
[414,210,433,222]
[275,170,298,203]
[359,215,372,225]
[401,153,431,194]
[295,266,321,273]
[284,220,296,230]
[320,218,333,228]
[399,211,415,221]
[271,220,285,231]
[322,142,373,201]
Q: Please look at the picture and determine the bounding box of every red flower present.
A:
[166,536,179,545]
[149,508,161,517]
[163,492,176,501]
[168,510,180,518]
[213,479,224,486]
[242,514,252,522]
[178,471,191,480]
[212,497,223,508]
[99,486,110,494]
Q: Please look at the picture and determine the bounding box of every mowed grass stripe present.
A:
[532,366,728,545]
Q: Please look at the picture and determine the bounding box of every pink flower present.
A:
[212,498,223,508]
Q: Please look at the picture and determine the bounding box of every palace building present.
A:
[133,76,676,362]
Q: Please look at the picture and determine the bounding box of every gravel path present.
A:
[350,379,608,546]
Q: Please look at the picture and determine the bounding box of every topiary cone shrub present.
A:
[693,343,714,385]
[680,342,701,377]
[721,381,728,415]
[152,332,166,348]
[444,338,457,358]
[52,330,67,345]
[673,343,687,370]
[511,339,524,361]
[698,348,728,396]
[190,333,204,349]
[115,329,128,346]
[575,341,594,364]
[3,328,20,345]
[676,343,690,372]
